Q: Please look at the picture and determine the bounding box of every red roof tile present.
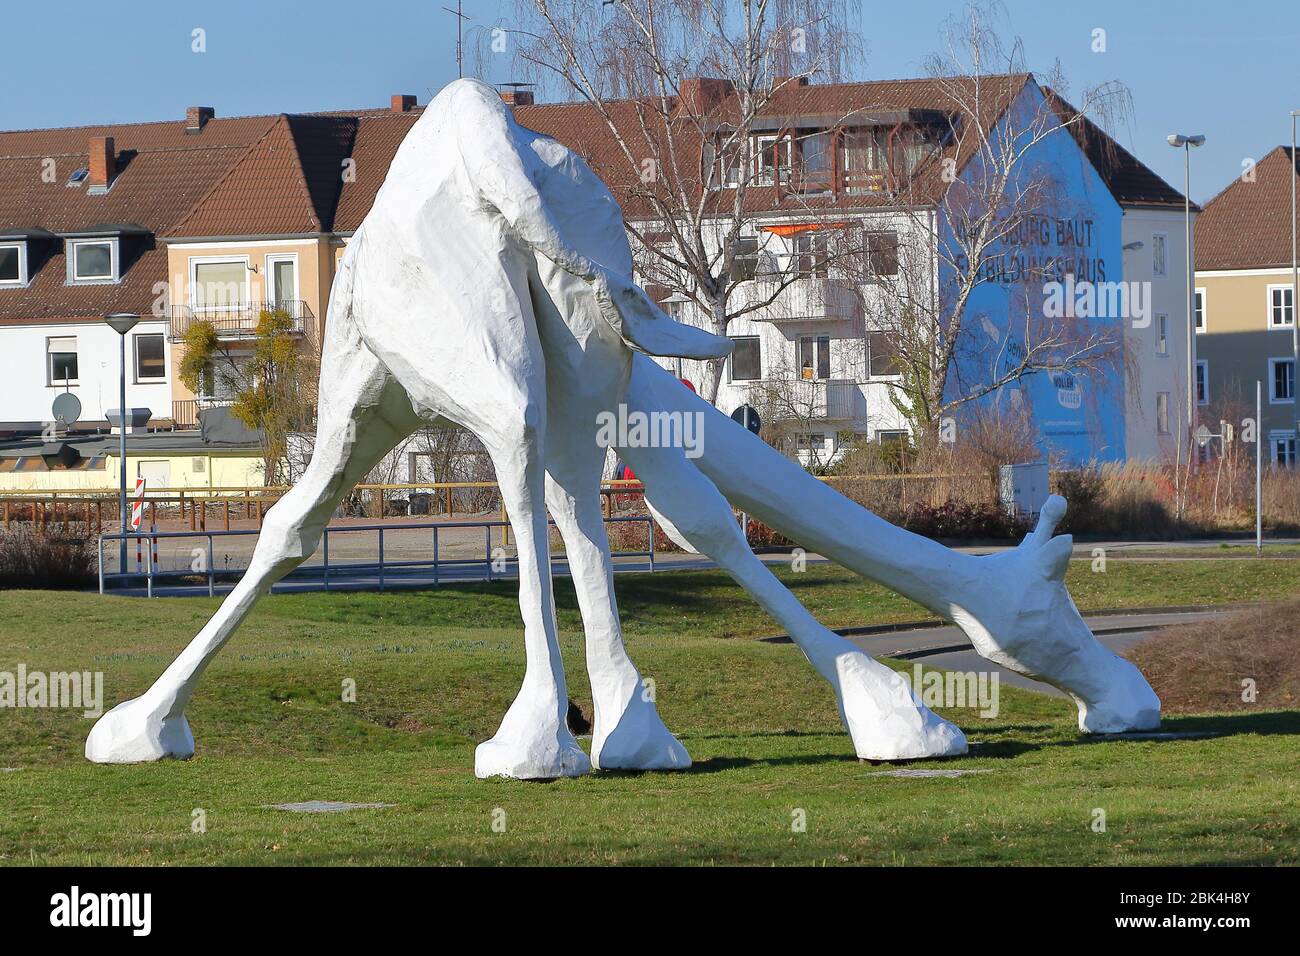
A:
[1196,146,1300,271]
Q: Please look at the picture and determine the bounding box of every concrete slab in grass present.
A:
[869,768,993,779]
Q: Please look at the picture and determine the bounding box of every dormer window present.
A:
[0,242,26,287]
[68,238,119,284]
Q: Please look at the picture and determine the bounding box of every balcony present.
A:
[741,378,861,422]
[732,276,861,325]
[169,300,313,343]
[169,398,234,430]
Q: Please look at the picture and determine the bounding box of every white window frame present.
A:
[1156,391,1170,435]
[1266,283,1295,329]
[0,241,27,287]
[67,238,119,284]
[1269,357,1295,404]
[1152,233,1168,279]
[264,253,300,306]
[189,255,251,312]
[46,336,79,387]
[1194,287,1206,333]
[728,335,762,382]
[753,135,791,186]
[133,331,168,383]
[1196,359,1209,406]
[1155,313,1169,355]
[1269,431,1297,468]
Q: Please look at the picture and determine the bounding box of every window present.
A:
[1196,359,1209,405]
[1194,287,1206,332]
[1268,285,1294,329]
[729,336,761,381]
[47,337,78,385]
[797,433,830,451]
[795,131,833,192]
[191,258,249,310]
[730,238,759,281]
[865,231,899,279]
[753,135,791,186]
[877,429,908,445]
[1156,391,1170,435]
[840,129,887,193]
[134,333,166,382]
[69,239,116,282]
[266,255,298,306]
[866,331,902,377]
[1273,434,1298,467]
[1270,358,1295,403]
[1156,314,1168,355]
[1152,234,1167,278]
[798,335,831,380]
[0,242,25,286]
[792,233,828,278]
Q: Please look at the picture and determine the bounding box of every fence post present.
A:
[648,517,656,572]
[432,526,439,586]
[207,534,214,598]
[446,485,453,517]
[378,527,385,591]
[322,529,330,591]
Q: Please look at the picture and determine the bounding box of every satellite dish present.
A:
[51,392,82,428]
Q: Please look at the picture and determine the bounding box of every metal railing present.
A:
[97,514,658,597]
[170,397,234,429]
[168,300,313,342]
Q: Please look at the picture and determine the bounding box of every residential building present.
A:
[511,75,1192,465]
[1194,146,1299,466]
[0,78,1193,492]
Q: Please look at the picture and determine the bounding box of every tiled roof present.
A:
[1195,146,1300,271]
[334,113,423,232]
[1044,88,1190,210]
[0,115,276,322]
[167,114,358,237]
[0,78,1188,326]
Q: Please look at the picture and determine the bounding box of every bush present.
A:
[0,526,98,589]
[898,500,1027,540]
[744,519,796,550]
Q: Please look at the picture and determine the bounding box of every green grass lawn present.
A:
[2,559,1298,866]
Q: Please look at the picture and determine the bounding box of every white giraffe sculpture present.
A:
[86,80,1159,777]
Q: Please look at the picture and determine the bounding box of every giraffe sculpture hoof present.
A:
[86,696,194,764]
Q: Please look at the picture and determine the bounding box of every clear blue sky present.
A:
[2,0,1297,204]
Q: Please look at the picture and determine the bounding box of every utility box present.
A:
[999,461,1050,520]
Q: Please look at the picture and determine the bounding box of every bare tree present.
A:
[505,0,862,404]
[845,3,1133,450]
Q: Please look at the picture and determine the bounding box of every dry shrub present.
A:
[1127,598,1300,714]
[0,525,98,589]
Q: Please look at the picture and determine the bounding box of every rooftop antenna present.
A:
[442,2,470,79]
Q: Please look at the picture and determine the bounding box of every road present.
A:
[838,608,1230,697]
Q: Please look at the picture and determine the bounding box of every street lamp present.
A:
[105,312,139,574]
[1168,133,1206,467]
[1291,111,1299,462]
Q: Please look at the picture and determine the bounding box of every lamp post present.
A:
[1291,111,1299,462]
[105,312,139,574]
[1168,133,1206,467]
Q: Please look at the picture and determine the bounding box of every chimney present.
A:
[773,75,811,89]
[499,89,534,107]
[88,136,116,190]
[678,77,733,115]
[391,94,417,113]
[186,106,215,133]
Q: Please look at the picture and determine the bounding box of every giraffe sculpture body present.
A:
[86,79,1158,778]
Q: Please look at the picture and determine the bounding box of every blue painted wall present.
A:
[937,81,1127,465]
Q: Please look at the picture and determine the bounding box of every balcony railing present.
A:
[170,398,234,430]
[741,378,860,421]
[169,300,313,343]
[732,275,861,324]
